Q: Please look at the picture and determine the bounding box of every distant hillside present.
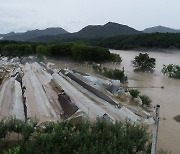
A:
[76,22,142,37]
[0,27,68,41]
[144,26,180,33]
[30,22,142,42]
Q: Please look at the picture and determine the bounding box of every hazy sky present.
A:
[0,0,180,33]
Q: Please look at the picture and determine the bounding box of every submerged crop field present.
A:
[0,56,153,124]
[0,55,158,153]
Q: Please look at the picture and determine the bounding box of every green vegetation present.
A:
[128,89,140,98]
[36,45,49,58]
[0,41,121,63]
[71,43,110,62]
[0,117,152,154]
[4,146,21,154]
[93,64,127,83]
[47,42,72,57]
[2,33,180,51]
[162,64,180,79]
[132,53,156,72]
[140,95,152,107]
[3,44,33,57]
[85,33,180,50]
[128,89,152,107]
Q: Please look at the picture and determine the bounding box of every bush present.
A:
[129,89,140,98]
[0,120,8,139]
[93,64,127,83]
[140,95,152,106]
[4,146,21,154]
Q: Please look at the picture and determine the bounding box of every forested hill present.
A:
[31,33,180,50]
[30,22,142,42]
[86,33,180,50]
[75,22,142,38]
[0,27,68,41]
[144,26,180,33]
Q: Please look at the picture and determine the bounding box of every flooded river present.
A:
[111,49,180,153]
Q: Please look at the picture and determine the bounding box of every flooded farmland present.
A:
[0,56,153,125]
[0,50,180,153]
[110,49,180,154]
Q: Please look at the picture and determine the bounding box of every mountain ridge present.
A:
[2,23,180,42]
[30,22,142,42]
[143,25,180,33]
[0,27,69,41]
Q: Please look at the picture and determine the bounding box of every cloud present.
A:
[0,0,180,33]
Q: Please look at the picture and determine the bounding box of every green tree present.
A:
[162,64,180,79]
[3,44,18,56]
[36,45,48,59]
[17,44,33,56]
[132,53,156,72]
[0,45,2,54]
[0,118,152,154]
[72,43,111,62]
[47,43,72,57]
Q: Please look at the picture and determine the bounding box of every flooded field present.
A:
[0,50,180,153]
[110,49,180,154]
[0,56,153,127]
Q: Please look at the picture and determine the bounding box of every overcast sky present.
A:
[0,0,180,33]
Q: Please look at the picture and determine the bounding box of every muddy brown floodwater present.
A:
[110,49,180,154]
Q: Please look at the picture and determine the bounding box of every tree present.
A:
[36,45,48,59]
[47,43,72,57]
[71,43,111,62]
[162,64,180,79]
[0,45,2,54]
[1,119,151,154]
[132,53,156,72]
[3,44,18,56]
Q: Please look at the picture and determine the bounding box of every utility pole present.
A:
[151,104,160,154]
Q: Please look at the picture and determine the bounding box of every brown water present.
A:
[110,49,180,154]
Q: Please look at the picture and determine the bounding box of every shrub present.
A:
[93,64,128,83]
[4,146,21,154]
[129,89,140,98]
[0,120,8,139]
[140,95,152,106]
